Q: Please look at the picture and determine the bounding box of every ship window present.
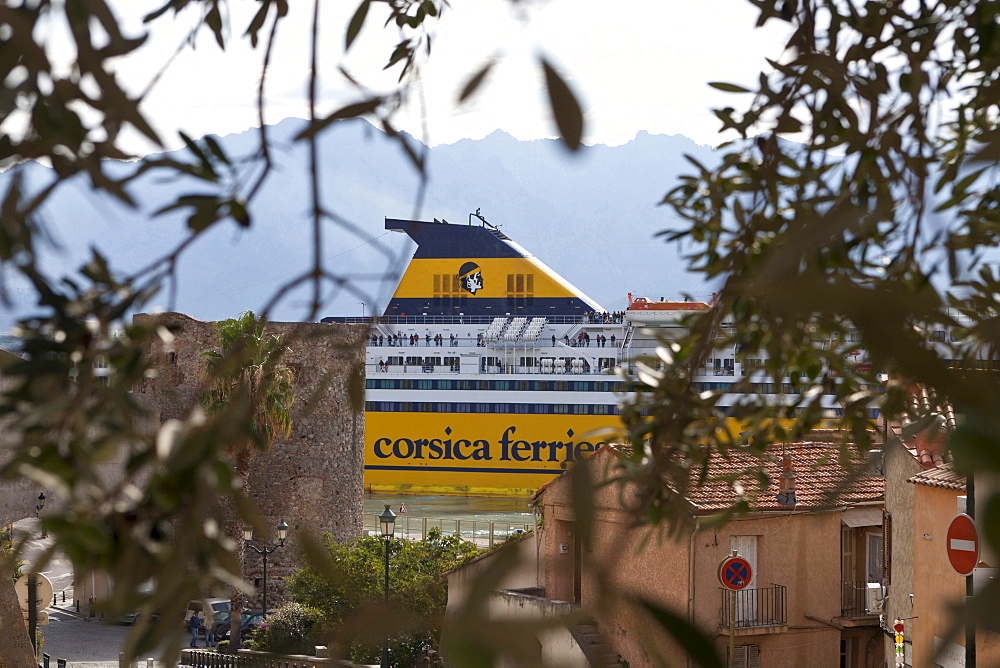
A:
[420,402,433,412]
[514,404,530,413]
[517,381,530,391]
[554,405,569,414]
[555,382,568,391]
[573,404,587,414]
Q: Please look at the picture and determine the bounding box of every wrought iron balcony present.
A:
[719,584,787,629]
[841,580,881,619]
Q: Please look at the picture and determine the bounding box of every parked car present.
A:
[118,581,158,625]
[184,598,231,635]
[215,609,270,641]
[209,609,231,636]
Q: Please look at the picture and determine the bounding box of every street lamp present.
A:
[379,504,396,668]
[243,519,288,618]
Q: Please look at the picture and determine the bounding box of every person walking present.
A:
[204,614,216,648]
[188,611,201,647]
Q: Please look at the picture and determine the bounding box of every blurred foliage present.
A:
[289,527,479,663]
[3,0,1000,663]
[2,524,23,582]
[0,0,530,660]
[608,0,1000,644]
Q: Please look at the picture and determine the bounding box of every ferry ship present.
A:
[323,214,845,498]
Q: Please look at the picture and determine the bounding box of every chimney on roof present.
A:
[776,453,797,507]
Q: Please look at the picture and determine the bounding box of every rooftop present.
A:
[907,461,966,492]
[534,438,884,514]
[687,440,884,512]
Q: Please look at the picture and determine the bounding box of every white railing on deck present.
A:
[363,514,533,548]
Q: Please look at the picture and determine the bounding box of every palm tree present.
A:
[202,311,294,651]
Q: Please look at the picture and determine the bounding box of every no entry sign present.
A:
[719,555,753,591]
[946,513,979,577]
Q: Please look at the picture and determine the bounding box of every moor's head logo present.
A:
[458,261,483,295]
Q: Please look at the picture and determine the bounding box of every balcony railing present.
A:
[841,580,881,618]
[719,584,787,629]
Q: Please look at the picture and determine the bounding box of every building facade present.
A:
[533,440,885,667]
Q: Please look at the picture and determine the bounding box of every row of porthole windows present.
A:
[364,401,876,420]
[366,379,623,392]
[366,401,617,415]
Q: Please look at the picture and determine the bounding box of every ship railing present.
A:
[367,362,615,375]
[332,315,593,325]
[362,515,534,548]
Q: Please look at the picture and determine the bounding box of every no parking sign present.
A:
[718,554,753,591]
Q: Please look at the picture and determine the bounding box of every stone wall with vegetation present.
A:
[134,312,367,606]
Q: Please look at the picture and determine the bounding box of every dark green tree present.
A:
[289,528,480,664]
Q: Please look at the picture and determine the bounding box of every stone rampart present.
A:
[133,312,367,606]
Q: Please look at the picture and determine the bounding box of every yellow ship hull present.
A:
[363,411,622,498]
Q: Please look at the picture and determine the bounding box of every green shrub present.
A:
[254,602,319,655]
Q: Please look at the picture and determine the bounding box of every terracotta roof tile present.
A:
[890,385,954,469]
[685,441,884,512]
[907,462,966,492]
[532,442,884,513]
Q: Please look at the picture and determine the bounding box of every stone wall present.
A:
[133,312,367,607]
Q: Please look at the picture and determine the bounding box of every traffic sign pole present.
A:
[28,576,36,654]
[967,477,977,668]
[729,587,736,668]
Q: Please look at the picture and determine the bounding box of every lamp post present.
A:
[243,519,288,618]
[35,492,46,538]
[361,302,366,319]
[379,504,396,668]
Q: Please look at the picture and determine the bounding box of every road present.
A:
[13,518,180,666]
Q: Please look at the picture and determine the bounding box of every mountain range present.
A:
[0,118,719,332]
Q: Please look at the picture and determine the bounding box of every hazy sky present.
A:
[109,0,792,152]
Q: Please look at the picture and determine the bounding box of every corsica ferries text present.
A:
[372,426,607,464]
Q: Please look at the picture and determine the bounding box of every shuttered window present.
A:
[732,644,760,668]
